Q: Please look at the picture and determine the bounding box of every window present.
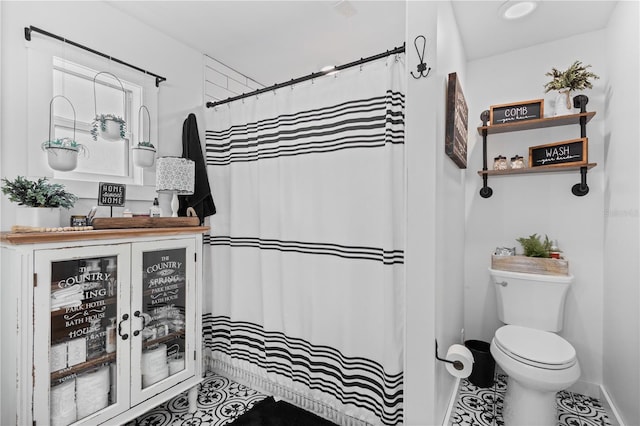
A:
[52,57,144,184]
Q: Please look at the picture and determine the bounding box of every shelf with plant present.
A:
[492,234,567,276]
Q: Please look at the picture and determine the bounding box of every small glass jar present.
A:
[493,155,508,170]
[510,155,525,169]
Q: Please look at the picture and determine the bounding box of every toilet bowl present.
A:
[491,325,580,425]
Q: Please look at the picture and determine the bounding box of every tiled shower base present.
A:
[450,373,612,426]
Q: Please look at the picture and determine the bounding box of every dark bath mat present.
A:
[229,396,338,426]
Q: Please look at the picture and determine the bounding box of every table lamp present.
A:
[155,157,195,217]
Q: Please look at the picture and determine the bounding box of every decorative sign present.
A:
[490,99,543,125]
[50,256,118,347]
[529,138,588,168]
[445,72,468,169]
[98,182,126,207]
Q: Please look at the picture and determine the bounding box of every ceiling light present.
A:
[499,1,538,20]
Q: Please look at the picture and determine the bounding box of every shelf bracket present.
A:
[479,110,493,198]
[571,166,590,196]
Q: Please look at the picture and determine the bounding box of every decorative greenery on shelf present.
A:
[41,137,86,153]
[1,176,78,208]
[516,233,553,258]
[544,60,600,93]
[135,141,155,149]
[91,114,127,141]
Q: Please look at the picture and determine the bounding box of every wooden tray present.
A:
[91,217,200,229]
[491,255,569,276]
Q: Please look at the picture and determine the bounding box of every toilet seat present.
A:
[494,325,576,370]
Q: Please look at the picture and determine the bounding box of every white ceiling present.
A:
[107,1,617,86]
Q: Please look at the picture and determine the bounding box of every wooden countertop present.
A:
[1,226,210,245]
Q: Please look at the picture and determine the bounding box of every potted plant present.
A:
[91,114,127,141]
[1,176,78,228]
[92,71,127,141]
[42,138,87,172]
[132,141,156,168]
[132,105,156,167]
[43,96,86,171]
[492,233,568,276]
[544,60,599,116]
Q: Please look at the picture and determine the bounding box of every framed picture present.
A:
[445,72,468,169]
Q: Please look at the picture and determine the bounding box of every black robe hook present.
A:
[411,35,431,79]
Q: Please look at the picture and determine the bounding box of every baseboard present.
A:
[599,385,625,426]
[441,378,460,426]
[567,379,600,399]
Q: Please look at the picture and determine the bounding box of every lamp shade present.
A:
[156,157,195,194]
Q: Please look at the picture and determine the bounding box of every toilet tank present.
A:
[489,268,574,332]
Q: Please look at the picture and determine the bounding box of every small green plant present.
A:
[544,60,600,93]
[91,114,126,141]
[516,233,552,258]
[41,137,86,153]
[136,141,155,149]
[1,176,77,208]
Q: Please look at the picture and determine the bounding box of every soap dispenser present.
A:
[149,198,162,217]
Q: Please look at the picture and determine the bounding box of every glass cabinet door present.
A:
[33,244,131,426]
[130,239,196,405]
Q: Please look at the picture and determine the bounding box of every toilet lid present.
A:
[494,325,577,370]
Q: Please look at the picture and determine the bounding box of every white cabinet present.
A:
[1,229,206,426]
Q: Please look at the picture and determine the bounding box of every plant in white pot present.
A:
[91,114,126,141]
[91,71,127,141]
[42,96,86,172]
[1,176,78,228]
[544,60,599,116]
[131,105,156,168]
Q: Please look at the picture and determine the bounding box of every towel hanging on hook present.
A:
[411,35,431,79]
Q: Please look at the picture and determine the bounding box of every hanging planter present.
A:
[91,71,127,141]
[132,105,156,168]
[42,95,87,172]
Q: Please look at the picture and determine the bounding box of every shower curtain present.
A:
[203,56,405,426]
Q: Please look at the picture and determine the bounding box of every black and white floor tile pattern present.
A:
[128,373,267,426]
[451,373,611,426]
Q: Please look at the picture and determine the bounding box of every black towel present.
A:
[178,113,216,222]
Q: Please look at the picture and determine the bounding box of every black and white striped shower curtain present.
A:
[203,56,405,426]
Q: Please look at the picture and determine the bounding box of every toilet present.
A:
[489,268,580,426]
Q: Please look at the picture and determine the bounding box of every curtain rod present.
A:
[24,25,167,87]
[206,43,405,108]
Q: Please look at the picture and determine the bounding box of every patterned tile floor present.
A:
[451,373,611,426]
[127,372,267,426]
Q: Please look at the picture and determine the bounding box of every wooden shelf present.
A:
[477,111,596,135]
[477,163,597,176]
[143,330,185,349]
[1,226,209,245]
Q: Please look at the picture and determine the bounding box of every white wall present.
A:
[434,2,467,423]
[464,31,607,392]
[603,1,640,424]
[0,1,204,230]
[404,2,439,424]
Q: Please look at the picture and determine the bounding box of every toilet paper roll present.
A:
[444,344,474,379]
[168,353,185,375]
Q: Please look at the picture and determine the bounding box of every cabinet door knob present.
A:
[118,314,129,340]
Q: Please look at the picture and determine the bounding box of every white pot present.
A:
[553,91,574,116]
[100,119,123,141]
[20,207,61,228]
[132,146,156,168]
[45,147,79,172]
